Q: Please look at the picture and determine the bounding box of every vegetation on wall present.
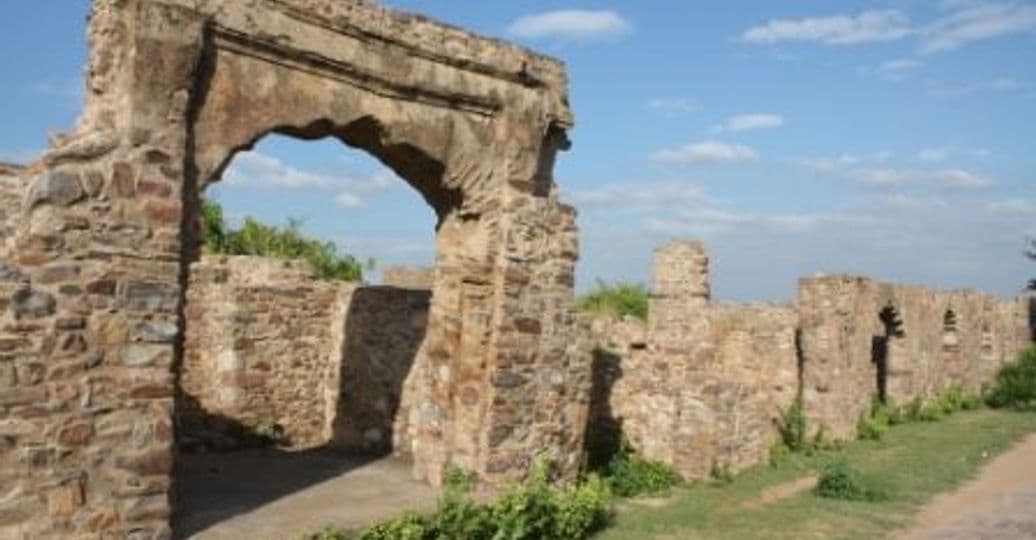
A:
[576,280,649,321]
[201,200,370,282]
[986,346,1036,411]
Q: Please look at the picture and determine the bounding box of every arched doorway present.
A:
[0,2,587,538]
[873,304,904,403]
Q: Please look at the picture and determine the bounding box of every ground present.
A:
[175,451,439,540]
[897,433,1036,540]
[598,409,1036,540]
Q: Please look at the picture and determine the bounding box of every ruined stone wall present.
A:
[586,242,799,480]
[381,266,434,290]
[0,164,26,246]
[797,277,1027,440]
[180,255,433,455]
[329,286,430,455]
[179,256,347,449]
[586,242,1029,481]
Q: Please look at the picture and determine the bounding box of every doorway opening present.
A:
[873,304,904,403]
[173,133,442,538]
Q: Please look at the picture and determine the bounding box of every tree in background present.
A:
[200,200,371,282]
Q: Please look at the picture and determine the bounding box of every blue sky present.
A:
[1,1,1034,301]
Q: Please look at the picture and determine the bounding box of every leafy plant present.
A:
[201,200,369,282]
[986,346,1036,411]
[814,458,888,502]
[576,280,649,321]
[776,398,808,452]
[305,459,612,540]
[600,439,682,497]
[856,413,888,441]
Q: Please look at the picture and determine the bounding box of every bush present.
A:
[856,413,888,441]
[776,399,808,452]
[201,200,369,282]
[305,460,612,540]
[986,347,1036,411]
[576,280,649,321]
[601,441,682,497]
[814,459,887,502]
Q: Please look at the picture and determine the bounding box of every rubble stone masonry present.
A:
[586,241,1031,481]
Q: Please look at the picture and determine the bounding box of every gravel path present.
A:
[896,433,1036,540]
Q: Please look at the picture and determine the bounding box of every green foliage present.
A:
[709,462,734,485]
[600,440,682,497]
[307,460,612,540]
[200,200,368,282]
[776,398,808,452]
[576,280,649,321]
[856,413,888,441]
[814,459,888,502]
[986,346,1036,411]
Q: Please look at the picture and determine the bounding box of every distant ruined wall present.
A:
[381,266,434,290]
[585,240,1031,481]
[798,276,1026,440]
[179,256,431,454]
[587,242,799,479]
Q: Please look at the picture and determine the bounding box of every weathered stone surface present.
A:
[26,170,85,208]
[9,288,57,319]
[584,241,1031,481]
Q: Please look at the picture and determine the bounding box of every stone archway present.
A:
[0,1,589,537]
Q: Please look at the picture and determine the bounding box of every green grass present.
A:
[595,409,1036,540]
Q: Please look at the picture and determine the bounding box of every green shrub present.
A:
[306,460,612,540]
[776,399,808,452]
[856,413,887,441]
[576,280,649,321]
[814,459,887,502]
[709,462,734,485]
[986,347,1036,411]
[201,200,369,282]
[601,441,682,497]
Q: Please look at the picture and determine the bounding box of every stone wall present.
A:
[0,164,26,246]
[179,255,432,455]
[587,242,799,479]
[586,241,1031,481]
[381,266,434,290]
[798,277,1026,440]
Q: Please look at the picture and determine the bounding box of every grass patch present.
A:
[814,459,887,502]
[596,408,1036,540]
[576,280,649,321]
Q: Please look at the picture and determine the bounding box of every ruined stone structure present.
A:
[178,256,431,455]
[799,275,1031,440]
[587,241,1032,481]
[0,1,588,537]
[381,266,435,290]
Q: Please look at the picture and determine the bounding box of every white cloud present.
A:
[920,3,1036,53]
[741,10,913,45]
[507,10,633,41]
[648,98,699,116]
[572,180,709,209]
[985,198,1036,214]
[918,147,951,162]
[796,153,994,189]
[877,58,925,80]
[221,151,403,208]
[714,113,785,133]
[852,167,994,189]
[929,75,1023,97]
[651,140,757,165]
[742,3,1036,54]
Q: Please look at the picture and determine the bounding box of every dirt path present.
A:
[742,476,817,510]
[896,433,1036,540]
